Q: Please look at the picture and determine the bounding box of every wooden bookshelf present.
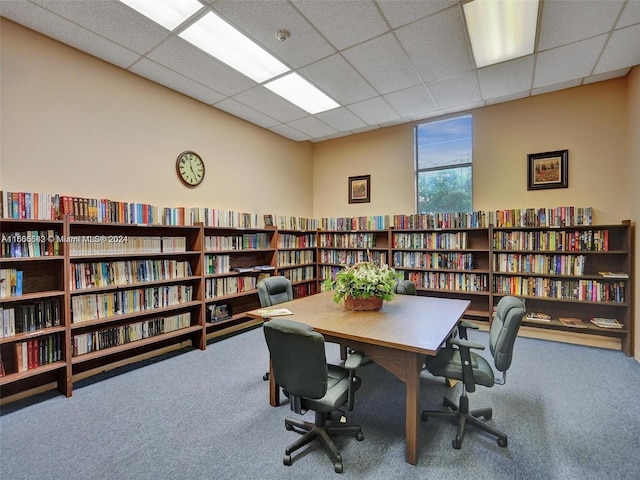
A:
[275,229,318,298]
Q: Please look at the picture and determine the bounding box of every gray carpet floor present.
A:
[1,326,639,480]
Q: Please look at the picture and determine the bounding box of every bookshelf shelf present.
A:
[0,360,67,385]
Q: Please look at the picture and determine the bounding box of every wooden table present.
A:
[249,291,470,465]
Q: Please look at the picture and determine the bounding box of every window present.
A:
[415,115,472,213]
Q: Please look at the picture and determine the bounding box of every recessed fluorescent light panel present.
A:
[264,73,340,114]
[118,0,202,31]
[179,12,290,83]
[463,0,539,68]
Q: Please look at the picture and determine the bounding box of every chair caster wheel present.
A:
[334,461,343,473]
[452,439,462,449]
[285,423,294,431]
[283,454,292,466]
[484,412,492,420]
[497,437,508,447]
[356,431,364,441]
[263,372,270,381]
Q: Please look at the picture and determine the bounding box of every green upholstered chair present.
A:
[394,279,417,295]
[257,276,294,381]
[263,318,365,474]
[421,296,525,449]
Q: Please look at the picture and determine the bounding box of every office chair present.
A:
[394,279,417,295]
[258,276,294,381]
[421,296,525,449]
[263,318,364,473]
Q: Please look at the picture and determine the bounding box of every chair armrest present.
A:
[344,351,365,370]
[458,320,479,340]
[449,338,483,393]
[449,337,485,350]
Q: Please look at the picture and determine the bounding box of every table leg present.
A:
[405,352,423,465]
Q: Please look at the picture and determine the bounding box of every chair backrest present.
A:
[489,296,526,373]
[263,318,328,400]
[257,276,293,307]
[395,280,417,295]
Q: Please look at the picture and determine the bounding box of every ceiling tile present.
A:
[617,0,640,28]
[376,0,457,28]
[292,0,388,50]
[146,36,256,97]
[427,71,482,109]
[0,0,141,69]
[287,116,337,138]
[298,54,377,105]
[211,0,335,69]
[583,67,631,85]
[484,91,530,105]
[343,32,422,94]
[477,55,535,99]
[346,96,400,124]
[534,35,608,88]
[532,79,583,96]
[31,0,177,55]
[395,6,474,82]
[130,58,226,105]
[593,24,640,74]
[213,98,281,129]
[538,0,625,51]
[383,84,437,117]
[314,107,368,131]
[233,86,308,124]
[268,124,311,141]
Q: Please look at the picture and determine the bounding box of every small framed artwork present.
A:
[348,175,371,204]
[263,214,274,227]
[527,150,568,190]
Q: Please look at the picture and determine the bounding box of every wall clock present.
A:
[176,150,205,187]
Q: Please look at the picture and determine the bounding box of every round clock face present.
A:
[176,151,205,186]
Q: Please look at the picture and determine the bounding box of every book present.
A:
[255,308,293,318]
[525,312,551,323]
[590,317,623,329]
[598,272,629,279]
[559,317,588,328]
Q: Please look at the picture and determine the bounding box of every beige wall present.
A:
[0,19,314,219]
[628,66,640,362]
[314,79,629,224]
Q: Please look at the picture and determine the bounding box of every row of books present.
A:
[493,229,609,252]
[274,216,319,231]
[1,230,62,258]
[318,232,378,248]
[204,276,257,299]
[1,300,62,338]
[317,249,387,266]
[276,233,317,249]
[204,233,270,251]
[393,211,491,230]
[280,266,315,283]
[400,271,489,292]
[493,253,586,276]
[71,285,193,323]
[277,250,314,267]
[493,276,625,302]
[72,313,191,356]
[4,333,64,374]
[392,231,469,250]
[67,235,187,256]
[392,251,475,271]
[320,216,391,231]
[70,259,193,291]
[0,269,23,298]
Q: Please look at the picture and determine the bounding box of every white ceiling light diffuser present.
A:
[179,12,290,83]
[464,0,539,68]
[264,73,340,115]
[118,0,202,31]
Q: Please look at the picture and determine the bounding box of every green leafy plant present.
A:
[324,262,398,305]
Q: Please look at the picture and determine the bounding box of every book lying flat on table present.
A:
[255,308,293,318]
[559,317,588,328]
[590,317,623,329]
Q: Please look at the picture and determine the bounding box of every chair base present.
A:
[421,395,508,449]
[284,412,364,473]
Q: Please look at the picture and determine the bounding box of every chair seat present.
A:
[303,366,361,413]
[426,348,494,388]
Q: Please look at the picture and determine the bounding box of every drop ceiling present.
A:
[1,0,639,142]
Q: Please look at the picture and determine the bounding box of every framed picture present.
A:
[527,150,568,190]
[263,214,274,227]
[348,175,371,204]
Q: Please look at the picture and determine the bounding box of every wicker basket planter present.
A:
[344,296,383,311]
